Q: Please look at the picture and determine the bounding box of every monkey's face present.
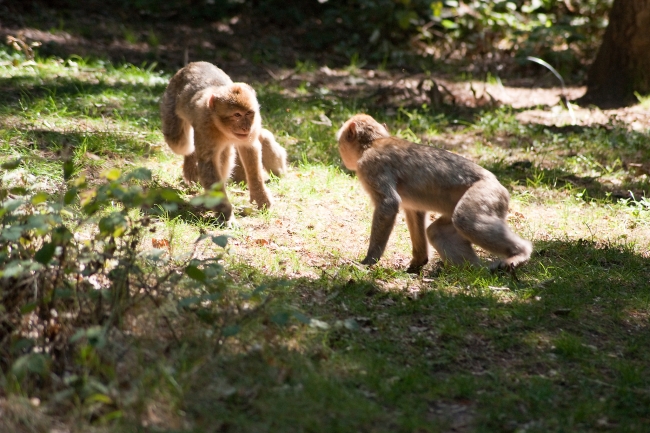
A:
[223,107,258,141]
[211,84,261,142]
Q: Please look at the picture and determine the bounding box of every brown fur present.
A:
[231,127,288,183]
[336,114,533,272]
[160,61,287,220]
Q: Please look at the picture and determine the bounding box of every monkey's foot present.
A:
[210,201,233,223]
[406,258,428,274]
[250,189,273,210]
[360,256,379,266]
[489,260,520,281]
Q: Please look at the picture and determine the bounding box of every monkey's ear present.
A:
[382,123,389,133]
[346,122,357,141]
[209,94,217,110]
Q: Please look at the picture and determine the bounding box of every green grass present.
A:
[1,51,649,433]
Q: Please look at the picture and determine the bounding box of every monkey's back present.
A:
[169,62,232,106]
[160,62,235,153]
[358,137,501,214]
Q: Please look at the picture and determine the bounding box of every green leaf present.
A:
[185,265,206,282]
[34,242,56,264]
[204,293,221,301]
[158,188,183,202]
[190,190,225,208]
[11,338,34,353]
[102,168,121,181]
[11,353,50,378]
[30,192,48,204]
[1,158,22,170]
[85,393,113,404]
[441,19,458,29]
[139,248,167,262]
[211,235,229,248]
[25,215,49,231]
[178,297,200,308]
[3,199,25,212]
[430,1,443,17]
[20,302,38,314]
[63,160,74,180]
[53,226,73,243]
[70,329,86,343]
[291,311,311,324]
[54,288,73,299]
[9,186,28,196]
[70,326,106,348]
[98,212,127,237]
[271,312,290,326]
[195,233,210,243]
[122,167,152,181]
[64,188,77,205]
[222,325,240,337]
[99,410,124,423]
[1,225,25,241]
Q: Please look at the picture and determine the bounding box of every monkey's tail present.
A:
[160,93,195,156]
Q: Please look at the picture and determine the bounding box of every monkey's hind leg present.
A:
[426,216,480,267]
[196,147,233,222]
[183,153,199,184]
[259,128,287,178]
[404,209,429,273]
[230,153,249,184]
[458,215,532,271]
[451,183,532,270]
[231,130,286,184]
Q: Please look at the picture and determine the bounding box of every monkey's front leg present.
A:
[236,140,273,209]
[361,199,399,266]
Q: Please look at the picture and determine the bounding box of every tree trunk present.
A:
[578,0,650,108]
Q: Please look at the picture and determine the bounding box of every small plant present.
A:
[635,91,650,109]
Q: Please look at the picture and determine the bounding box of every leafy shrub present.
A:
[239,0,613,69]
[0,158,294,421]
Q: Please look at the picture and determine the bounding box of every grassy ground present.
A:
[1,52,650,433]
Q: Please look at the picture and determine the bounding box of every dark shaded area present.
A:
[486,153,648,204]
[0,0,612,81]
[0,0,415,72]
[180,238,650,432]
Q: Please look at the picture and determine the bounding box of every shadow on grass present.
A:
[16,128,152,158]
[168,238,650,432]
[484,159,649,202]
[0,76,164,123]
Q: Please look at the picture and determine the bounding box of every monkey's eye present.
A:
[246,110,255,116]
[233,113,242,118]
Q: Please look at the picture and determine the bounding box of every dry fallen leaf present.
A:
[152,238,170,249]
